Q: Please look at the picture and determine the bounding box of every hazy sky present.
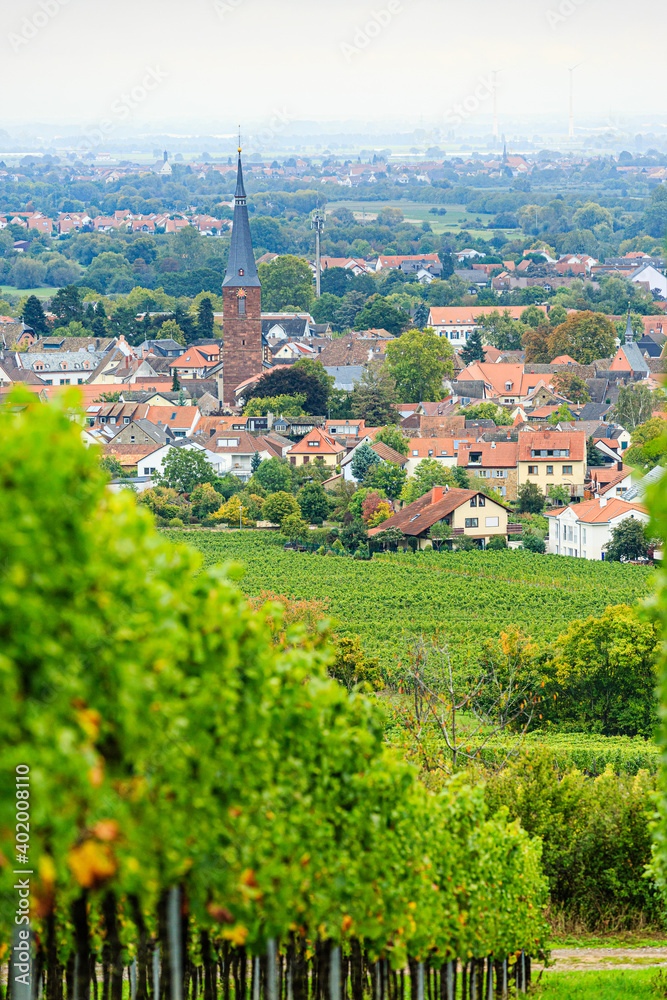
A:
[1,0,663,132]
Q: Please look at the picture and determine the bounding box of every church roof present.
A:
[223,152,261,289]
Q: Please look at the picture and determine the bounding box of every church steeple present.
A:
[625,307,633,345]
[223,149,260,288]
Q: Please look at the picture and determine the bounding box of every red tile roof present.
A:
[546,496,647,523]
[368,486,509,537]
[518,429,585,462]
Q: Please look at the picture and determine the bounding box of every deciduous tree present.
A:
[384,328,454,403]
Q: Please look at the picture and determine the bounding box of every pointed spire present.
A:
[625,307,633,345]
[223,147,260,289]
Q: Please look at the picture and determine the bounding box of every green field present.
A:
[173,531,655,674]
[0,284,58,301]
[324,199,514,238]
[535,969,657,999]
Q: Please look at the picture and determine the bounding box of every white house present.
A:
[546,496,649,561]
[138,441,222,479]
[630,263,667,299]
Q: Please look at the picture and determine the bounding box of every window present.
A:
[124,417,130,424]
[528,465,538,475]
[582,528,587,544]
[412,449,419,456]
[485,517,499,527]
[562,465,572,474]
[465,518,478,528]
[621,441,628,450]
[238,298,246,315]
[470,496,477,507]
[494,470,506,478]
[238,268,244,276]
[546,465,553,475]
[308,441,320,447]
[77,378,84,384]
[478,496,485,507]
[60,378,70,385]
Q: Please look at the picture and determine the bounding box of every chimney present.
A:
[617,460,623,471]
[431,486,446,503]
[491,441,496,449]
[599,496,607,508]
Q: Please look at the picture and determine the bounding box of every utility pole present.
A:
[311,211,325,298]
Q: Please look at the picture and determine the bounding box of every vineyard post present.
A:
[486,958,493,1000]
[131,961,137,1000]
[253,959,260,1000]
[153,948,160,1000]
[267,941,277,1000]
[329,948,340,1000]
[417,964,424,1000]
[168,889,182,1000]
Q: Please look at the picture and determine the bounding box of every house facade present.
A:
[546,497,650,560]
[368,486,511,550]
[517,429,586,499]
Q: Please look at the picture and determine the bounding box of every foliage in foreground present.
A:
[0,389,548,994]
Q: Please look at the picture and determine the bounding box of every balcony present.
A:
[507,523,523,535]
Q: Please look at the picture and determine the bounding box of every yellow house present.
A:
[518,429,586,500]
[288,427,345,468]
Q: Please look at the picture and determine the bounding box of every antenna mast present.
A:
[311,209,325,298]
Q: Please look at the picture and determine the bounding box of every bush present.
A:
[486,535,508,550]
[332,539,344,554]
[484,751,659,928]
[317,545,326,556]
[522,531,546,554]
[329,635,384,691]
[168,517,184,528]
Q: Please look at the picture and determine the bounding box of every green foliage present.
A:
[552,371,591,404]
[587,435,606,467]
[350,366,400,425]
[549,310,616,365]
[613,384,657,432]
[262,490,301,525]
[353,295,410,336]
[542,604,660,737]
[281,512,309,540]
[174,531,655,682]
[384,328,455,403]
[459,327,485,365]
[548,403,574,425]
[347,486,387,520]
[246,357,333,414]
[100,454,124,479]
[606,517,650,562]
[245,393,306,417]
[368,461,407,500]
[625,418,667,470]
[158,318,185,345]
[328,636,383,691]
[297,483,329,524]
[478,309,527,351]
[522,531,546,554]
[351,442,380,482]
[157,446,216,493]
[189,482,223,519]
[485,753,660,927]
[517,481,546,514]
[463,402,513,425]
[401,459,454,504]
[257,254,314,312]
[21,293,49,334]
[374,425,410,455]
[486,534,508,550]
[251,456,292,493]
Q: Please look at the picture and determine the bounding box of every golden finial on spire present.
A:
[238,125,242,154]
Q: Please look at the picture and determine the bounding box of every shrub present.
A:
[486,535,508,550]
[168,517,184,528]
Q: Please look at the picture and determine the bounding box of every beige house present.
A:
[518,429,586,499]
[368,486,510,550]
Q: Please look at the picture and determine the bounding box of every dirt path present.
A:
[549,947,667,972]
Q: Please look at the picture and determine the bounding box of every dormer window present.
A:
[238,268,244,276]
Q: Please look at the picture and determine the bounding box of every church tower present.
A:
[222,148,262,405]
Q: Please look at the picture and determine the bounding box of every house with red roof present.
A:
[288,427,345,468]
[546,496,649,560]
[367,486,512,550]
[518,429,586,499]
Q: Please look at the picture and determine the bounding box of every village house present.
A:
[288,427,345,468]
[428,305,547,345]
[517,429,586,499]
[546,496,650,560]
[457,440,519,501]
[368,486,511,549]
